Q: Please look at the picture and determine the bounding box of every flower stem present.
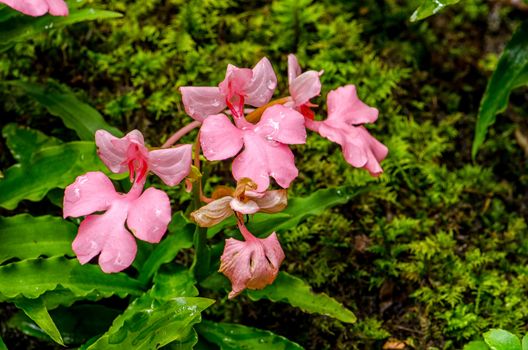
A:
[191,132,210,281]
[161,120,201,148]
[245,97,291,123]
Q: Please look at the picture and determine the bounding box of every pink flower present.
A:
[191,178,287,227]
[95,130,192,186]
[180,58,277,121]
[0,0,68,16]
[305,85,388,176]
[200,105,306,191]
[220,223,285,298]
[63,172,171,273]
[285,54,322,119]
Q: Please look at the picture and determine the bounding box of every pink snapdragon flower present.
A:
[220,222,285,298]
[305,85,388,176]
[191,179,287,227]
[96,130,192,186]
[180,58,277,121]
[285,54,322,119]
[0,0,68,16]
[200,105,306,191]
[64,172,171,273]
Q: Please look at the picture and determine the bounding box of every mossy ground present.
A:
[1,0,528,349]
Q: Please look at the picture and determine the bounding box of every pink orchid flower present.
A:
[95,130,192,186]
[199,105,306,191]
[305,85,388,176]
[180,58,277,121]
[0,0,68,16]
[220,222,285,298]
[191,179,287,227]
[285,54,322,119]
[63,172,171,273]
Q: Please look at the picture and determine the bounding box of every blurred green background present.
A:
[1,0,528,349]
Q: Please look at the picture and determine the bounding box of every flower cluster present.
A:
[63,54,387,299]
[181,55,387,297]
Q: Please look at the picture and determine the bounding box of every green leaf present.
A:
[523,335,528,350]
[484,329,522,350]
[0,214,76,264]
[410,0,459,22]
[0,141,124,210]
[208,186,370,238]
[2,123,61,164]
[0,7,122,51]
[8,305,121,346]
[164,329,199,350]
[464,340,490,350]
[196,320,304,350]
[138,212,194,284]
[9,81,122,140]
[0,256,142,300]
[152,265,198,299]
[472,20,528,158]
[86,296,214,350]
[0,335,7,350]
[247,272,356,323]
[14,298,64,345]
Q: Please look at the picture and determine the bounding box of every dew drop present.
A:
[267,79,276,90]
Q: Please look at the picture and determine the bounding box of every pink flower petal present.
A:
[72,204,137,273]
[127,187,171,243]
[63,172,119,219]
[232,133,298,191]
[219,66,253,98]
[244,57,277,107]
[200,114,244,161]
[290,70,322,107]
[354,126,388,176]
[0,0,48,16]
[179,86,226,122]
[97,225,137,273]
[191,196,233,227]
[148,145,192,186]
[327,85,378,125]
[250,189,288,213]
[220,232,285,298]
[287,54,302,85]
[46,0,67,16]
[230,198,260,214]
[95,130,132,174]
[254,105,306,145]
[319,122,368,168]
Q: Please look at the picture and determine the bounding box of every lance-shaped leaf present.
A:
[0,256,142,300]
[8,304,121,346]
[410,0,459,22]
[472,20,528,158]
[208,186,372,238]
[0,7,122,52]
[0,214,76,264]
[9,81,122,140]
[247,272,356,323]
[484,329,521,350]
[85,296,214,350]
[2,123,61,164]
[197,320,304,350]
[0,335,6,350]
[0,141,124,210]
[201,272,356,323]
[14,298,64,345]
